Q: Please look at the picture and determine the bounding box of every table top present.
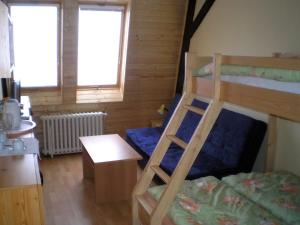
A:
[79,134,142,164]
[0,154,41,189]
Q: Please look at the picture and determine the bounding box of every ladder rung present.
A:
[151,165,171,184]
[136,194,153,216]
[166,135,187,149]
[184,105,206,115]
[136,192,175,225]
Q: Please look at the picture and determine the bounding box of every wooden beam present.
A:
[176,0,215,93]
[190,0,215,37]
[175,0,196,94]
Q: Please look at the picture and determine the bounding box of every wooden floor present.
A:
[40,154,133,225]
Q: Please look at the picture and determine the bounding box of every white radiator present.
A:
[41,112,106,157]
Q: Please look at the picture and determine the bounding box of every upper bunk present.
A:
[185,53,300,123]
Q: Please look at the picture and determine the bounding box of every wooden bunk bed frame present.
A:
[132,53,300,225]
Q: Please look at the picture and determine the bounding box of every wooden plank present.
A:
[0,154,44,225]
[150,166,171,184]
[192,77,300,123]
[136,192,175,225]
[221,81,300,123]
[151,101,223,224]
[0,186,44,225]
[183,105,205,115]
[213,53,222,100]
[166,135,187,149]
[136,194,152,225]
[94,160,137,203]
[266,115,277,172]
[132,93,193,225]
[0,155,40,188]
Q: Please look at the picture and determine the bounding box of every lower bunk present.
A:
[138,171,300,225]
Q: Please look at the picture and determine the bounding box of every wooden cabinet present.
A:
[0,154,45,225]
[0,0,11,78]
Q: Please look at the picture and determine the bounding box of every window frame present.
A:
[9,3,61,90]
[77,3,126,90]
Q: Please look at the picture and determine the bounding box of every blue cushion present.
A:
[203,109,259,167]
[176,99,208,143]
[126,94,267,180]
[160,149,229,179]
[126,127,162,157]
[164,97,266,169]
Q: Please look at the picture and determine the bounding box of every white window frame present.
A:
[77,4,125,89]
[9,3,61,89]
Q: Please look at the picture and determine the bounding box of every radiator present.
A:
[41,112,106,157]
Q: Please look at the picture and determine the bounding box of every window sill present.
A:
[76,88,123,104]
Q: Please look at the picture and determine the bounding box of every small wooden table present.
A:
[80,134,142,204]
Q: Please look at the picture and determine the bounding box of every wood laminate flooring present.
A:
[40,154,133,225]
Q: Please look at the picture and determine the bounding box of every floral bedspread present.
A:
[222,171,300,225]
[148,172,300,225]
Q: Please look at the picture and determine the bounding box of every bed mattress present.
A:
[221,75,300,94]
[217,75,300,94]
[148,171,300,225]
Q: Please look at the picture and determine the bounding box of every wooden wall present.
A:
[15,0,186,146]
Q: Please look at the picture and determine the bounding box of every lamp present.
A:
[157,104,168,115]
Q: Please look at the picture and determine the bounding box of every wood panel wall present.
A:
[12,0,186,147]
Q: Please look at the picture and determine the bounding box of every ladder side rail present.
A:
[151,53,223,224]
[151,101,223,224]
[133,93,192,195]
[133,93,193,225]
[213,53,222,101]
[133,53,223,225]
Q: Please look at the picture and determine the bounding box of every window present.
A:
[10,5,59,88]
[78,5,124,87]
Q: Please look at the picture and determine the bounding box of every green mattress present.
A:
[193,63,300,82]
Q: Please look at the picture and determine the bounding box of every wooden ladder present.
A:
[132,54,223,225]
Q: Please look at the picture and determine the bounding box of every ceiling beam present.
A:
[176,0,215,93]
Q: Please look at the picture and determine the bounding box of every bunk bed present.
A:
[132,53,300,225]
